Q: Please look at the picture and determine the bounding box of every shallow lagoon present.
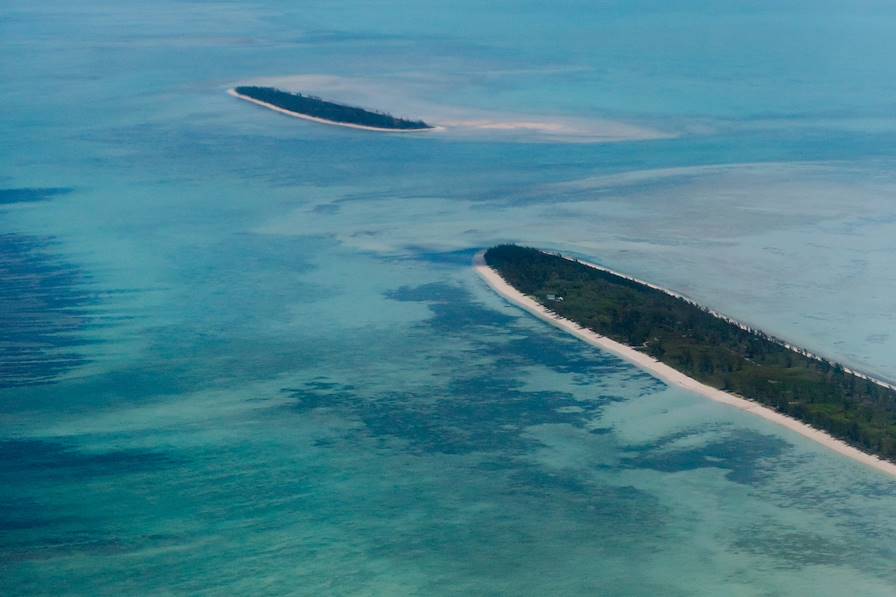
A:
[3,1,896,594]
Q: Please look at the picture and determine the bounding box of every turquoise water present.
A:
[3,1,896,594]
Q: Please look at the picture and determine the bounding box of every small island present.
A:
[229,86,433,131]
[479,244,896,473]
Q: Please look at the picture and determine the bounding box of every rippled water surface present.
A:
[3,1,896,595]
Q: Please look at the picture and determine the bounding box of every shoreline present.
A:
[227,89,440,133]
[563,252,896,392]
[474,252,896,479]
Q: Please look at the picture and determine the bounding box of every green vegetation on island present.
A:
[485,244,896,460]
[233,86,432,130]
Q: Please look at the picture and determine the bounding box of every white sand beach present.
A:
[227,88,439,133]
[474,252,896,478]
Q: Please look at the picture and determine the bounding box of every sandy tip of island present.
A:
[227,88,442,133]
[473,251,896,479]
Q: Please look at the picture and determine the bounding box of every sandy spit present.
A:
[227,89,440,133]
[474,252,896,479]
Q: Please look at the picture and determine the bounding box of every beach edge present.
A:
[227,88,440,133]
[474,251,896,479]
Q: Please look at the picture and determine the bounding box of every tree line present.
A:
[234,86,431,130]
[485,244,896,460]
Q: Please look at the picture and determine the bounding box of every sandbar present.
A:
[228,88,441,133]
[474,252,896,479]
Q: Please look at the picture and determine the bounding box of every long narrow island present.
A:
[229,86,434,132]
[478,244,896,476]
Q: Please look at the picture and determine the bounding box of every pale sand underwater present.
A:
[232,74,673,143]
